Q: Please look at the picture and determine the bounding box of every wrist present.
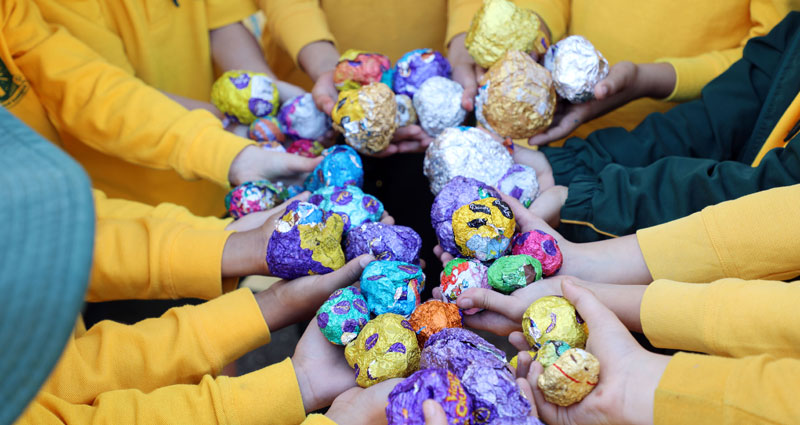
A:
[623,352,670,425]
[635,63,677,100]
[221,227,269,279]
[291,357,317,413]
[298,41,339,82]
[228,145,261,186]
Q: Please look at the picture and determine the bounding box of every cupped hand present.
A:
[367,125,435,158]
[325,378,403,425]
[225,191,311,232]
[513,148,554,192]
[312,70,338,116]
[528,186,568,228]
[228,145,323,187]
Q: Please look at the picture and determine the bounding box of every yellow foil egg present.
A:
[465,0,549,68]
[344,313,420,388]
[521,296,588,349]
[451,197,516,261]
[332,82,397,154]
[210,70,280,124]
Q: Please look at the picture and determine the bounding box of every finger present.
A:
[528,362,559,423]
[498,193,545,230]
[516,350,533,380]
[527,108,586,146]
[321,254,376,291]
[509,331,531,352]
[423,399,449,425]
[595,61,636,100]
[314,94,336,115]
[516,377,538,418]
[456,287,522,321]
[396,141,425,153]
[474,65,486,82]
[561,278,622,335]
[393,125,425,141]
[380,211,395,225]
[371,144,400,158]
[462,310,520,335]
[440,251,454,264]
[284,153,324,173]
[452,66,477,112]
[432,287,443,301]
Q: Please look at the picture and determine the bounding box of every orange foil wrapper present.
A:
[465,0,549,68]
[409,300,463,347]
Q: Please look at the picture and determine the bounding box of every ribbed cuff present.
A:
[641,281,710,353]
[264,1,336,64]
[166,227,234,299]
[302,414,339,425]
[206,0,259,30]
[656,53,730,102]
[220,358,306,425]
[541,143,594,186]
[654,353,734,424]
[557,175,620,242]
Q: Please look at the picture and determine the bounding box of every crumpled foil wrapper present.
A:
[225,179,289,219]
[497,164,539,207]
[508,350,537,369]
[512,230,563,276]
[538,348,599,406]
[360,260,425,316]
[452,197,515,261]
[308,185,383,233]
[345,222,422,264]
[439,258,490,315]
[393,48,452,98]
[317,286,370,346]
[248,116,285,143]
[334,49,394,91]
[409,300,463,347]
[492,416,547,425]
[431,176,500,256]
[511,340,572,369]
[278,93,331,140]
[395,94,418,127]
[461,361,531,422]
[480,50,556,138]
[413,76,467,137]
[522,296,588,350]
[257,140,287,153]
[465,0,549,68]
[211,70,279,124]
[423,126,513,195]
[304,145,364,192]
[332,83,397,154]
[266,200,345,279]
[474,82,496,134]
[420,328,507,376]
[386,368,472,425]
[487,254,543,294]
[345,313,421,388]
[543,35,609,103]
[287,139,324,158]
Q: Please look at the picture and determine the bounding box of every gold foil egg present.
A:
[537,348,599,406]
[522,296,588,349]
[465,0,549,68]
[211,70,280,125]
[344,313,420,388]
[451,197,516,261]
[332,82,397,154]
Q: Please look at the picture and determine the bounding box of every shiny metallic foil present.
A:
[423,126,513,195]
[395,94,417,127]
[413,76,467,137]
[543,35,609,103]
[345,313,420,388]
[451,197,516,261]
[465,0,549,68]
[522,296,588,350]
[332,82,397,154]
[409,300,463,347]
[480,50,556,138]
[537,348,599,406]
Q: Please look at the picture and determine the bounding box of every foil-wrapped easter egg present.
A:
[332,82,397,154]
[334,49,393,91]
[487,254,542,294]
[360,261,425,317]
[452,197,515,261]
[511,340,572,369]
[511,230,563,276]
[493,417,547,425]
[439,258,490,315]
[225,180,289,219]
[278,93,331,140]
[460,361,531,422]
[309,185,384,233]
[419,328,507,377]
[431,176,501,256]
[413,76,467,137]
[474,82,495,134]
[304,145,364,192]
[257,140,287,153]
[508,350,537,369]
[480,50,556,138]
[211,70,279,124]
[386,368,472,425]
[408,300,463,347]
[465,0,549,68]
[522,296,588,350]
[543,35,609,104]
[287,139,324,158]
[497,164,539,208]
[249,116,285,143]
[395,94,418,127]
[538,348,599,406]
[423,126,513,195]
[265,200,345,279]
[345,313,421,388]
[393,49,452,98]
[317,286,370,346]
[345,222,422,264]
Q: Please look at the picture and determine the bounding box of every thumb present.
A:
[456,287,524,321]
[561,278,620,336]
[498,192,547,232]
[595,61,635,100]
[324,254,375,290]
[452,66,478,112]
[423,400,449,425]
[286,153,324,173]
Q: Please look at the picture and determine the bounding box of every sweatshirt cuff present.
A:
[540,143,595,186]
[264,2,336,64]
[220,358,306,425]
[302,414,339,425]
[555,175,619,240]
[166,227,235,299]
[641,280,711,353]
[656,53,732,102]
[206,0,259,30]
[654,353,735,424]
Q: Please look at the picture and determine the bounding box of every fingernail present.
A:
[359,255,375,267]
[458,298,474,309]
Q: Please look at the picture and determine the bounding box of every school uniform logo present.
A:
[0,58,28,108]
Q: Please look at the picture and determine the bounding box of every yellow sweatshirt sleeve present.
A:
[93,190,232,231]
[637,184,800,283]
[446,0,483,47]
[6,0,255,186]
[513,0,571,42]
[302,414,339,425]
[41,290,271,405]
[20,359,305,425]
[654,353,800,424]
[261,0,336,64]
[206,0,259,30]
[656,0,786,102]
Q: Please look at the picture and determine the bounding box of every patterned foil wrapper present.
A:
[345,222,422,264]
[308,185,384,233]
[278,93,331,140]
[409,300,463,347]
[334,49,393,91]
[332,83,397,154]
[386,368,472,425]
[395,94,418,127]
[461,361,531,422]
[487,254,543,294]
[224,179,289,219]
[286,139,324,158]
[431,176,500,256]
[345,313,421,388]
[452,197,515,261]
[211,70,279,124]
[538,348,599,406]
[413,76,467,137]
[393,48,452,98]
[439,258,490,315]
[543,35,609,103]
[522,296,588,350]
[360,260,425,317]
[497,164,539,208]
[419,328,508,377]
[480,50,557,138]
[511,340,572,369]
[511,230,563,276]
[304,145,364,192]
[257,140,287,153]
[317,286,370,345]
[423,126,513,195]
[265,200,345,279]
[465,0,549,68]
[248,116,285,143]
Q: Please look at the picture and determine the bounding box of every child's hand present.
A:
[513,148,554,192]
[528,186,568,228]
[448,33,484,112]
[324,378,402,425]
[275,81,307,104]
[228,145,323,187]
[362,125,435,158]
[225,192,311,232]
[311,70,338,115]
